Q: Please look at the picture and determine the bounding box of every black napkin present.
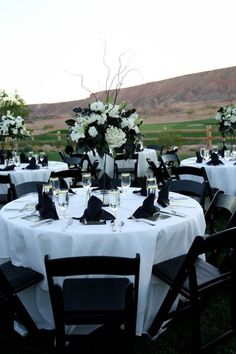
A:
[38,155,48,167]
[0,164,16,171]
[0,151,5,164]
[196,150,203,163]
[131,193,159,219]
[157,178,171,207]
[58,177,76,194]
[92,173,113,190]
[79,195,115,221]
[207,153,224,166]
[20,152,29,163]
[24,157,40,170]
[133,176,147,196]
[35,184,43,211]
[38,192,59,220]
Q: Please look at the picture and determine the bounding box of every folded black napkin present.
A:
[0,164,16,171]
[35,184,43,211]
[79,195,115,222]
[38,155,48,167]
[24,157,40,170]
[131,193,159,219]
[20,152,29,163]
[92,173,113,190]
[58,177,76,194]
[207,153,224,166]
[196,150,203,163]
[157,178,171,208]
[133,176,147,196]
[38,192,59,220]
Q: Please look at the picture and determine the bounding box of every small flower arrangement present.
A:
[0,110,31,140]
[66,97,143,158]
[215,104,236,137]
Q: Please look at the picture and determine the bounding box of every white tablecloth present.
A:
[181,157,236,196]
[0,189,206,335]
[88,149,158,178]
[0,161,68,193]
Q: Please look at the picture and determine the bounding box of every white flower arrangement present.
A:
[66,99,143,158]
[0,110,31,140]
[215,104,236,136]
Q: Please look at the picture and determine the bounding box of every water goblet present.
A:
[121,173,131,194]
[200,147,206,159]
[109,189,120,231]
[57,189,69,218]
[203,149,210,161]
[82,173,91,203]
[28,151,33,161]
[224,150,231,161]
[49,177,60,201]
[146,177,158,198]
[43,184,53,199]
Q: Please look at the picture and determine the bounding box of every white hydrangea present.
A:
[90,101,106,112]
[70,123,85,141]
[105,126,127,149]
[97,113,107,125]
[88,126,98,137]
[106,104,121,118]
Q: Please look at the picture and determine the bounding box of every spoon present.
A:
[62,217,73,232]
[119,221,125,232]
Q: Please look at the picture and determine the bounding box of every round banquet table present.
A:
[181,157,236,196]
[0,161,68,193]
[0,188,206,335]
[87,148,159,178]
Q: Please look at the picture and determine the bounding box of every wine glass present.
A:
[57,189,69,218]
[82,173,91,203]
[224,150,231,161]
[49,177,59,201]
[203,149,210,161]
[43,184,53,199]
[121,173,131,194]
[109,189,120,231]
[200,147,206,159]
[146,177,158,198]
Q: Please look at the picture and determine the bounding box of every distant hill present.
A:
[27,66,236,131]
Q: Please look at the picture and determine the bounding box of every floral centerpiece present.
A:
[66,97,143,158]
[215,104,236,137]
[0,110,31,149]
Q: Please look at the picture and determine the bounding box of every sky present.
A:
[1,0,236,104]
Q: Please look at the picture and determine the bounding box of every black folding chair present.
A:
[0,174,15,206]
[0,261,43,335]
[44,254,140,354]
[114,153,139,180]
[11,181,46,199]
[147,228,236,353]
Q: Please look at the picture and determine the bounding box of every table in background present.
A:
[181,157,236,196]
[88,148,159,178]
[0,161,68,193]
[0,189,205,335]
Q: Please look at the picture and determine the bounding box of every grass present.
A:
[1,286,236,353]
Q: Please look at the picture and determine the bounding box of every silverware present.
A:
[62,217,73,232]
[131,216,156,226]
[30,219,54,228]
[159,210,187,218]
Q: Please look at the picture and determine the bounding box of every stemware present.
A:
[109,189,120,231]
[200,147,206,159]
[146,177,158,197]
[82,173,91,203]
[28,151,33,161]
[49,177,60,201]
[121,173,131,194]
[203,149,210,161]
[43,184,53,199]
[57,189,69,218]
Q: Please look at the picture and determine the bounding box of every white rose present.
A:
[88,126,98,137]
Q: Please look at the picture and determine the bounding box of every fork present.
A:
[131,216,156,226]
[62,217,73,232]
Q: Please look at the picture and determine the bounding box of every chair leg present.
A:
[11,294,38,334]
[190,293,202,354]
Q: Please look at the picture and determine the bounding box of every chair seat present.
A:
[63,278,130,322]
[153,255,230,298]
[0,261,44,295]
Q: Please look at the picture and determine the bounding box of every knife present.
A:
[30,219,54,227]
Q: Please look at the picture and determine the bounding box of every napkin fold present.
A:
[0,164,16,171]
[38,155,48,167]
[79,195,115,221]
[133,176,147,196]
[196,150,203,163]
[131,193,159,219]
[157,178,172,208]
[24,157,40,170]
[92,173,113,190]
[207,153,224,166]
[58,177,76,194]
[38,192,59,220]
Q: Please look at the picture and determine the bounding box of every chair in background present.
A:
[146,158,165,185]
[147,227,236,353]
[50,169,83,188]
[58,151,66,162]
[146,144,164,156]
[205,190,236,235]
[0,260,44,335]
[159,153,181,179]
[44,253,140,354]
[169,179,209,210]
[114,153,139,180]
[11,181,46,199]
[0,174,15,207]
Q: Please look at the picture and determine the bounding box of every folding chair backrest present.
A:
[11,181,45,199]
